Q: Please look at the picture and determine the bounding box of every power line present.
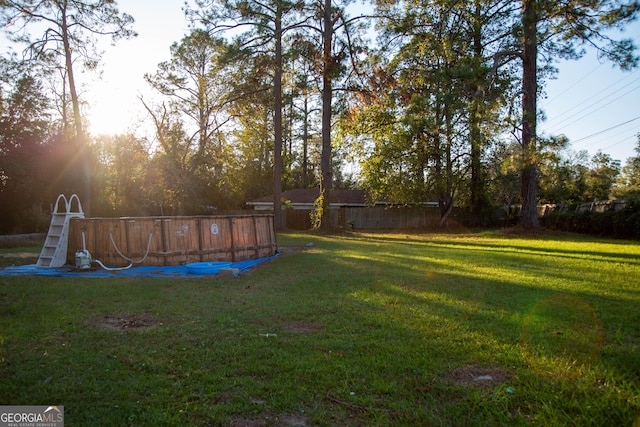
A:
[542,34,640,131]
[570,116,640,145]
[544,74,640,133]
[600,132,639,155]
[578,125,639,154]
[542,63,603,106]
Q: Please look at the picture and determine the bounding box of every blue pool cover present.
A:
[0,253,280,278]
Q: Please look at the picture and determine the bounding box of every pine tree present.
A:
[1,0,136,215]
[518,0,638,228]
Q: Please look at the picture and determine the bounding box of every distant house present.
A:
[246,188,369,211]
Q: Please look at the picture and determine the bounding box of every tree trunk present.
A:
[469,108,483,221]
[273,5,284,230]
[440,100,454,227]
[469,1,485,224]
[519,0,539,228]
[439,194,454,227]
[319,0,333,229]
[62,6,91,216]
[302,95,309,188]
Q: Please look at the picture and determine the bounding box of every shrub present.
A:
[542,198,640,239]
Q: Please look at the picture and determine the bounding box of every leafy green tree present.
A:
[537,137,589,204]
[141,102,200,215]
[585,151,621,201]
[283,40,322,190]
[230,91,275,204]
[486,140,521,219]
[0,74,54,232]
[464,1,520,223]
[0,0,136,215]
[188,0,307,228]
[144,30,234,212]
[345,0,516,225]
[91,133,151,216]
[613,136,640,198]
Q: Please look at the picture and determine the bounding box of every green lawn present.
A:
[1,230,639,426]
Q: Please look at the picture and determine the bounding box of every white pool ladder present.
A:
[37,194,85,268]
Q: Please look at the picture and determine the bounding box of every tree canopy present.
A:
[0,0,638,233]
[1,0,136,215]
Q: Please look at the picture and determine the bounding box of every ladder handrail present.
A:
[52,194,84,216]
[67,194,84,216]
[52,194,68,215]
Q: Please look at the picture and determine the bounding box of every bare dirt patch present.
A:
[86,314,162,331]
[278,246,309,256]
[446,365,512,388]
[283,321,323,333]
[228,413,309,427]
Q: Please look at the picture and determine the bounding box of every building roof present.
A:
[248,188,368,207]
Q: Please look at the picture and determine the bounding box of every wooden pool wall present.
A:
[66,215,277,267]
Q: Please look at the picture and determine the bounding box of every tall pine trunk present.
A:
[520,0,540,228]
[273,5,284,229]
[62,7,91,216]
[319,0,333,229]
[469,1,487,224]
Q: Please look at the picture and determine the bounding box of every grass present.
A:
[0,230,639,426]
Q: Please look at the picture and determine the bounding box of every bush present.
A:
[542,198,640,239]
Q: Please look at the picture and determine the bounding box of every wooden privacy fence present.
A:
[283,206,443,230]
[67,215,277,267]
[339,206,442,229]
[281,201,632,230]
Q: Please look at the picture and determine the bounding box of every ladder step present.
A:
[37,194,85,268]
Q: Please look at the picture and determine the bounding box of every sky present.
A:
[537,25,640,165]
[3,0,640,165]
[83,0,190,137]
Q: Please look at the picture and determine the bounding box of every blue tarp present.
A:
[0,253,280,278]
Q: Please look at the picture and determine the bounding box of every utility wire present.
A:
[543,33,640,159]
[577,125,639,152]
[543,33,640,130]
[600,132,639,154]
[542,63,603,106]
[548,67,639,122]
[545,74,640,133]
[570,116,640,145]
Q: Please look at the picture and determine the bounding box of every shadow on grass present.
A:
[306,232,640,376]
[0,231,638,425]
